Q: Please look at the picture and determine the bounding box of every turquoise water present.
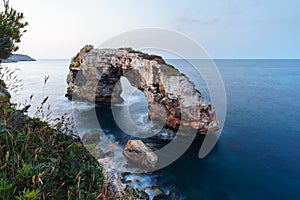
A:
[5,59,300,199]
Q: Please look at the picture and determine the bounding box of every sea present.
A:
[3,59,300,200]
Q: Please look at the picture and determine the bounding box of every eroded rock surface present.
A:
[66,45,219,134]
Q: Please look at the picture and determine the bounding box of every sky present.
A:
[4,0,300,59]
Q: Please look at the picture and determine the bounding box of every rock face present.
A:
[66,45,219,134]
[123,140,158,169]
[0,82,11,102]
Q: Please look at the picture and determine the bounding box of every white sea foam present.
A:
[124,174,157,190]
[71,101,95,110]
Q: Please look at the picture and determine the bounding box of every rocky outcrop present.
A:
[123,140,158,169]
[0,81,11,102]
[66,45,219,134]
[2,54,36,63]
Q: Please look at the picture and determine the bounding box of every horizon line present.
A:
[34,57,300,60]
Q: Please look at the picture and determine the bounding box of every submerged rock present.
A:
[66,45,219,134]
[123,140,158,169]
[82,132,101,145]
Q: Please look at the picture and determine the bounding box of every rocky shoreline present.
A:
[62,114,178,199]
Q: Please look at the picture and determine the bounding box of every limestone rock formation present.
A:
[123,140,158,169]
[66,45,219,134]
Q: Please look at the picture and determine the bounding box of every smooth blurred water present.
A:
[4,59,300,199]
[163,59,300,200]
[4,59,72,118]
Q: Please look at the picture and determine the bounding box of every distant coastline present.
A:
[2,54,36,63]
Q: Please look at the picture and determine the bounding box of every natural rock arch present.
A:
[66,45,219,134]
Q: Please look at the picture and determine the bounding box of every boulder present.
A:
[123,140,158,169]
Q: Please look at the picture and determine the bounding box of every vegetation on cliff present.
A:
[0,101,105,199]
